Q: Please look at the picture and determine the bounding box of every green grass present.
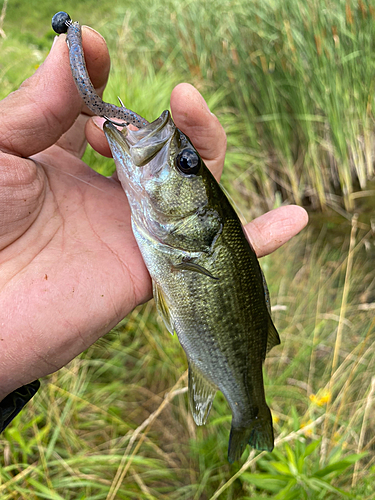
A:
[1,221,375,498]
[1,0,375,210]
[87,0,375,212]
[98,0,375,211]
[1,0,375,498]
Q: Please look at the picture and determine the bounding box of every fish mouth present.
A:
[103,110,178,167]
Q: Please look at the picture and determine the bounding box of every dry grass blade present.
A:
[352,376,375,486]
[106,371,188,500]
[331,215,358,375]
[325,317,375,449]
[321,214,358,462]
[0,0,7,39]
[0,461,38,493]
[131,467,155,499]
[307,268,325,394]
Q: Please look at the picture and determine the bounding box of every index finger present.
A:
[0,27,110,158]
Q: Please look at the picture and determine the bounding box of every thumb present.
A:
[0,26,110,158]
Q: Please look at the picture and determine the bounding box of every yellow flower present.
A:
[309,390,331,406]
[300,419,313,436]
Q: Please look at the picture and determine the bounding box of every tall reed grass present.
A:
[77,0,375,212]
[2,0,374,210]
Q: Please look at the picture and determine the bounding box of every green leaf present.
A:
[291,406,301,432]
[285,443,298,472]
[303,439,322,459]
[297,439,321,472]
[314,453,367,478]
[242,472,289,492]
[26,478,66,500]
[273,479,298,500]
[308,477,354,497]
[269,461,293,475]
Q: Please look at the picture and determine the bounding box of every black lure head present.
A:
[52,11,71,34]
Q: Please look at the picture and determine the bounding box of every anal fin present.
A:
[188,361,217,426]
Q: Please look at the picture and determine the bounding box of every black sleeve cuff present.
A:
[0,380,40,433]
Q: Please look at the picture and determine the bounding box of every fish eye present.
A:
[175,148,201,175]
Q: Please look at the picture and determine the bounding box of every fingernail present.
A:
[51,35,58,49]
[82,25,106,44]
[200,95,211,112]
[92,116,106,129]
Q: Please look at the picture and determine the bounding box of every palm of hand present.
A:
[0,142,150,395]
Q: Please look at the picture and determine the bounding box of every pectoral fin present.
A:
[188,361,217,425]
[153,281,175,335]
[173,261,218,280]
[266,313,281,354]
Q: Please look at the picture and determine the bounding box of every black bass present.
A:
[103,112,280,462]
[52,11,281,462]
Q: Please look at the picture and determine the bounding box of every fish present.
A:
[52,11,281,462]
[103,113,280,462]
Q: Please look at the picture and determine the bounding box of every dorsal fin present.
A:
[260,268,281,355]
[266,313,281,355]
[188,361,217,426]
[260,268,272,315]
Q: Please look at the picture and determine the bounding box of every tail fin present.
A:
[228,405,274,463]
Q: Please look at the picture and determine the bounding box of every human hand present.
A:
[0,27,307,400]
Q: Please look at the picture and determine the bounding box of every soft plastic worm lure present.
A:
[52,11,149,128]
